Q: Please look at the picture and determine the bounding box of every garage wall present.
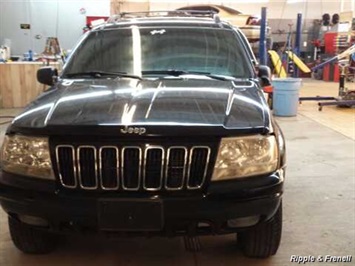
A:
[1,0,354,55]
[149,1,354,19]
[0,0,110,56]
[111,0,149,14]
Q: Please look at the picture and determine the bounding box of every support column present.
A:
[294,13,302,78]
[259,7,267,65]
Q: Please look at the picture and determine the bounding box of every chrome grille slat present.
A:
[165,147,188,190]
[56,145,77,188]
[99,146,119,190]
[77,146,98,190]
[187,146,211,189]
[143,146,164,191]
[55,144,211,191]
[121,147,142,191]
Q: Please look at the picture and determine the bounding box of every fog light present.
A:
[18,215,49,227]
[227,216,260,228]
[197,222,211,228]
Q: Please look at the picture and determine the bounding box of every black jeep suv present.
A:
[0,11,285,258]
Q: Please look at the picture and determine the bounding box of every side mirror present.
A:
[37,67,58,86]
[257,65,272,87]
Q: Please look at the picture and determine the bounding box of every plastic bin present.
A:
[272,78,302,117]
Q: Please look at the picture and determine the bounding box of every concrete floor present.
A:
[0,79,354,265]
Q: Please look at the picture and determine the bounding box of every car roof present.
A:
[102,18,231,30]
[94,12,236,31]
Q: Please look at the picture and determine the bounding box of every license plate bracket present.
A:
[98,199,163,231]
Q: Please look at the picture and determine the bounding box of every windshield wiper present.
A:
[63,71,142,80]
[142,70,234,81]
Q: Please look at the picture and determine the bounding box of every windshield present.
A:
[63,26,252,79]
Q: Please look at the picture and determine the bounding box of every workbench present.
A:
[0,62,60,108]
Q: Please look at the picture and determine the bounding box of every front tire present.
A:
[238,201,282,258]
[8,216,58,254]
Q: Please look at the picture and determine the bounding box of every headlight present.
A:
[0,135,54,180]
[211,135,278,181]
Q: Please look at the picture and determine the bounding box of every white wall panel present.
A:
[29,1,58,56]
[0,1,32,56]
[0,0,110,56]
[1,0,354,55]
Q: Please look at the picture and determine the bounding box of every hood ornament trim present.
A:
[120,126,146,135]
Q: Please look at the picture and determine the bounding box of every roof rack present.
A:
[106,10,221,24]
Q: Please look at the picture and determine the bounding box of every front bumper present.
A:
[0,170,284,236]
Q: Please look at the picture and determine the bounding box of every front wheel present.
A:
[238,201,282,258]
[8,216,58,254]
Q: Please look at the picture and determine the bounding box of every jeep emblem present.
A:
[120,126,146,135]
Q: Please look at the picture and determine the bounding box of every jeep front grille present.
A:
[55,145,211,191]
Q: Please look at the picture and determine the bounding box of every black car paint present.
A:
[0,17,285,237]
[9,78,270,134]
[0,176,282,237]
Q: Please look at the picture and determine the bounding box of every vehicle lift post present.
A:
[259,7,267,65]
[293,13,302,78]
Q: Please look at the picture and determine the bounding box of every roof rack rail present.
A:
[106,10,221,24]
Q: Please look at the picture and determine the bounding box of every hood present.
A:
[10,78,271,136]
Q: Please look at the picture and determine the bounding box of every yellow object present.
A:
[285,51,311,73]
[268,50,287,78]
